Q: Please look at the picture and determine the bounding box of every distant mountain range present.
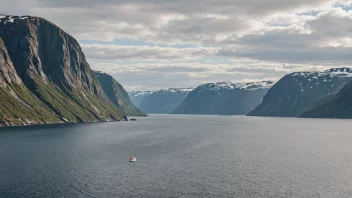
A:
[0,15,143,126]
[172,81,274,115]
[135,88,194,114]
[129,91,154,107]
[248,68,352,117]
[130,68,352,119]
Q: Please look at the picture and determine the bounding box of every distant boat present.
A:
[123,116,128,121]
[130,118,137,121]
[129,156,136,162]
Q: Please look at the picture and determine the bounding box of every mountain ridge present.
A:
[137,88,194,114]
[248,68,352,117]
[172,81,274,115]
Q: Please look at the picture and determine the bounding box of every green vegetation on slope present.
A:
[33,79,122,122]
[0,84,61,126]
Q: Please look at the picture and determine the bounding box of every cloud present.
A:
[81,44,217,61]
[218,6,352,65]
[143,66,210,73]
[90,61,335,91]
[0,0,335,44]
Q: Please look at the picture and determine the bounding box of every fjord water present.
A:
[1,115,352,197]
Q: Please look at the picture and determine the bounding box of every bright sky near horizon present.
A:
[1,0,352,91]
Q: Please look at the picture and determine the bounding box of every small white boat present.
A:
[129,156,136,162]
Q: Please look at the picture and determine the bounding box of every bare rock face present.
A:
[0,16,95,89]
[0,38,22,86]
[0,37,60,126]
[0,15,139,125]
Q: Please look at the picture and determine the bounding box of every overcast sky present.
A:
[1,0,352,90]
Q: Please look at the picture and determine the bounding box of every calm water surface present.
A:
[0,115,352,197]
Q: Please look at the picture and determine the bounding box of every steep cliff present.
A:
[0,15,128,125]
[94,71,146,116]
[0,37,61,126]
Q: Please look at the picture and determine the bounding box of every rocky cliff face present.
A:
[172,81,273,115]
[0,37,61,126]
[300,81,352,118]
[94,71,146,116]
[0,37,22,85]
[139,88,193,114]
[248,68,352,117]
[0,15,135,125]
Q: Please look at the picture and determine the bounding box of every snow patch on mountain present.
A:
[157,88,194,94]
[129,91,153,97]
[289,67,352,92]
[0,15,30,24]
[291,67,352,78]
[130,88,193,96]
[199,81,274,92]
